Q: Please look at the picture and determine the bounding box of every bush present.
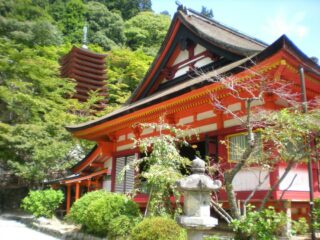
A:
[131,217,186,240]
[21,189,64,218]
[67,190,140,237]
[292,217,309,235]
[314,198,320,230]
[230,205,288,240]
[108,215,141,240]
[66,190,110,225]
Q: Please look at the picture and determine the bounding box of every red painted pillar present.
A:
[75,182,80,200]
[66,184,71,214]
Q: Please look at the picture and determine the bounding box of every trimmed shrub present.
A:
[66,190,110,225]
[21,189,64,218]
[131,216,186,240]
[67,190,140,237]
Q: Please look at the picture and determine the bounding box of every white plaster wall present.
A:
[174,66,189,78]
[279,168,309,191]
[224,117,244,128]
[116,143,133,152]
[173,50,188,65]
[127,133,134,140]
[226,102,241,113]
[196,123,217,134]
[141,127,154,136]
[103,158,112,191]
[197,110,216,121]
[178,115,194,125]
[194,44,206,55]
[103,178,112,191]
[117,135,126,142]
[194,57,212,68]
[232,168,270,191]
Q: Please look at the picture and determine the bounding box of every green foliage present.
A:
[0,39,93,185]
[0,0,52,21]
[123,120,192,217]
[0,17,62,46]
[203,237,219,240]
[21,189,64,218]
[291,217,309,235]
[86,1,125,50]
[57,0,86,44]
[107,48,153,104]
[230,205,288,240]
[313,198,320,230]
[131,216,186,240]
[67,190,111,225]
[124,12,170,55]
[94,0,152,20]
[108,215,141,240]
[260,108,320,164]
[67,190,140,237]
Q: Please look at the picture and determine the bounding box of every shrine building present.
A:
[57,8,320,218]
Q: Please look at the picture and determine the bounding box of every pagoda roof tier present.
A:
[61,58,106,71]
[61,62,106,76]
[69,74,106,86]
[71,76,106,90]
[60,46,106,63]
[62,68,106,81]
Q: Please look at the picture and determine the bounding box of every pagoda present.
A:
[60,46,108,110]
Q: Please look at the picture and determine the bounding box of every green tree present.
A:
[86,1,125,50]
[0,39,93,185]
[122,120,192,217]
[93,0,152,20]
[0,0,52,21]
[124,11,170,55]
[52,0,87,43]
[107,48,153,104]
[208,73,320,223]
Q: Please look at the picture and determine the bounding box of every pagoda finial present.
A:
[82,24,88,49]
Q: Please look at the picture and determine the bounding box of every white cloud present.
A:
[262,11,309,40]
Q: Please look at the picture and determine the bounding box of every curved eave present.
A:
[71,145,100,173]
[66,57,251,136]
[66,35,320,139]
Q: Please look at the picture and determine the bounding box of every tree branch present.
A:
[243,171,270,207]
[211,199,233,223]
[259,160,295,211]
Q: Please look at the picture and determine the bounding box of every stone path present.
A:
[0,216,60,240]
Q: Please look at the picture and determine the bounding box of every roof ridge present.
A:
[186,8,268,48]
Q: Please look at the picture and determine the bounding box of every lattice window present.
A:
[228,132,262,162]
[114,155,135,193]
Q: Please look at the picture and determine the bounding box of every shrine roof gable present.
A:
[128,9,267,103]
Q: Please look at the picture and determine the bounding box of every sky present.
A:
[152,0,320,60]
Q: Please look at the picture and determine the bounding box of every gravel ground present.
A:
[0,216,60,240]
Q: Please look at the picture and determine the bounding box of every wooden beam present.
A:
[90,162,105,168]
[64,169,109,184]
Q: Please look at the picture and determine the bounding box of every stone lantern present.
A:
[176,157,222,240]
